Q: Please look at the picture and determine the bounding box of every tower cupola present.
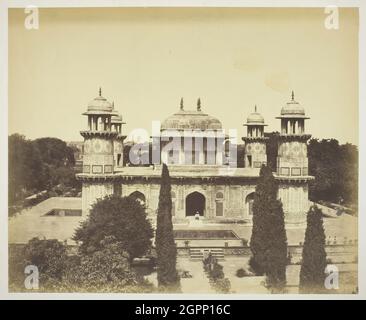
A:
[276,91,309,135]
[242,105,268,168]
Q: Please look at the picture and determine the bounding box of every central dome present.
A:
[161,110,222,131]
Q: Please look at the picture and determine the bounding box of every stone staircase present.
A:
[189,248,225,261]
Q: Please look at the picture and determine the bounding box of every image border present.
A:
[0,0,364,300]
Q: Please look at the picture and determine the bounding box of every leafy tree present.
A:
[8,134,80,208]
[50,166,80,189]
[33,137,75,167]
[308,138,358,205]
[249,165,287,291]
[8,134,44,204]
[73,195,154,261]
[265,199,288,291]
[236,144,245,168]
[299,205,327,293]
[23,238,67,282]
[33,137,76,190]
[250,165,278,275]
[155,164,180,290]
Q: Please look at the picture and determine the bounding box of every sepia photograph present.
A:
[2,1,363,300]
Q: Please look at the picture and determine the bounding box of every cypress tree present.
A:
[249,165,288,291]
[250,165,278,274]
[299,205,327,293]
[265,199,288,291]
[155,163,180,291]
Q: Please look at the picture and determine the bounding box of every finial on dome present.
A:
[255,105,257,113]
[291,90,295,101]
[197,98,201,111]
[99,87,102,97]
[180,97,184,111]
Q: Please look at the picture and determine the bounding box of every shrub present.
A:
[236,268,250,278]
[203,254,231,293]
[73,195,153,261]
[23,238,67,282]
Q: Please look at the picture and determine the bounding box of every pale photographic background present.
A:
[8,7,358,145]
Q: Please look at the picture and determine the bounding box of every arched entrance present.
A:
[186,192,205,217]
[129,191,146,206]
[245,192,255,216]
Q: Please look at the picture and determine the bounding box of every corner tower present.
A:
[276,91,313,224]
[243,105,268,168]
[77,88,117,215]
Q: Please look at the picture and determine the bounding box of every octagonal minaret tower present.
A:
[242,105,268,168]
[111,102,126,167]
[77,88,118,215]
[276,91,314,224]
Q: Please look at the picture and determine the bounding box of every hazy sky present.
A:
[9,7,358,145]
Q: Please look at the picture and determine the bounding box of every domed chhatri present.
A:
[276,91,310,136]
[245,105,266,126]
[85,87,113,114]
[243,105,268,168]
[161,98,222,131]
[111,113,123,124]
[279,91,308,118]
[111,102,124,124]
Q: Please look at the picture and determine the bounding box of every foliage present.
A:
[237,144,245,168]
[249,165,288,291]
[299,205,327,294]
[33,137,75,167]
[249,165,279,275]
[73,195,153,261]
[8,134,45,204]
[11,236,154,293]
[60,236,152,292]
[308,139,358,205]
[236,268,252,278]
[155,164,180,291]
[203,253,231,293]
[23,238,67,282]
[8,134,79,208]
[264,199,288,291]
